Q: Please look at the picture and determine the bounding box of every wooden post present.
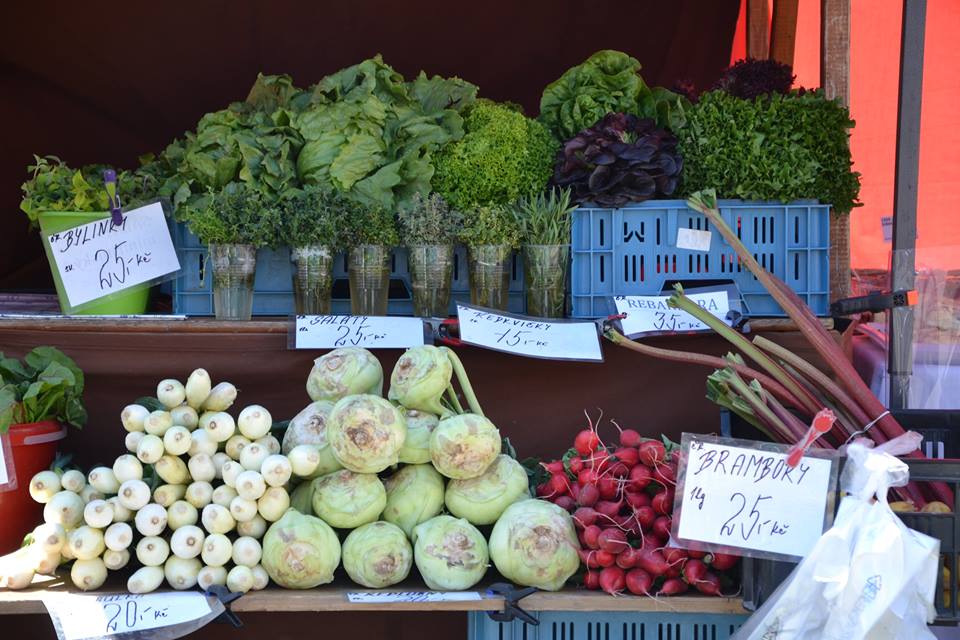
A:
[747,0,770,59]
[821,0,852,302]
[771,0,800,66]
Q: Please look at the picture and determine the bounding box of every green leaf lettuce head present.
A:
[432,100,558,210]
[279,184,348,248]
[295,56,477,211]
[678,89,861,213]
[538,50,690,140]
[0,346,86,433]
[459,204,521,248]
[182,181,282,247]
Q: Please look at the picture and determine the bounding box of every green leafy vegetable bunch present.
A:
[0,347,86,434]
[459,204,521,248]
[432,100,557,210]
[182,182,282,247]
[342,198,400,247]
[279,185,349,248]
[538,50,690,141]
[678,89,861,213]
[397,192,462,246]
[511,187,577,245]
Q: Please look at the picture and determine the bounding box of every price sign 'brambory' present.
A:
[455,303,603,362]
[671,433,839,561]
[44,203,180,309]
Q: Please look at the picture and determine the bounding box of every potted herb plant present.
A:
[398,193,462,317]
[343,200,399,316]
[183,182,280,320]
[19,156,154,315]
[512,188,577,318]
[280,186,346,315]
[0,347,85,553]
[460,205,521,311]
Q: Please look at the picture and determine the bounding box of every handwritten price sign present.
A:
[346,591,481,604]
[42,591,220,640]
[613,290,731,337]
[44,203,180,310]
[456,304,603,362]
[672,433,839,561]
[294,315,425,349]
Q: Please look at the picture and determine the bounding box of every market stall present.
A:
[1,1,956,639]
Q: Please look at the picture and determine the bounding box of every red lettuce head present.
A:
[550,112,682,207]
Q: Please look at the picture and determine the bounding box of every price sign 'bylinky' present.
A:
[671,433,839,561]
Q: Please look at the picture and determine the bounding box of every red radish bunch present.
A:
[534,422,741,597]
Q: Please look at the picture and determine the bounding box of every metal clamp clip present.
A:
[486,582,538,625]
[205,584,244,628]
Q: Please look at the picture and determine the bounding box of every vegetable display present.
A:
[550,112,682,206]
[533,420,740,596]
[0,346,86,433]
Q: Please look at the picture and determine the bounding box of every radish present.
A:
[597,528,629,554]
[652,489,675,515]
[707,552,740,571]
[619,429,642,448]
[624,490,651,509]
[541,460,564,475]
[695,572,722,596]
[658,577,689,595]
[654,462,677,486]
[652,516,672,540]
[636,549,670,576]
[638,440,666,467]
[683,558,708,583]
[663,547,688,567]
[598,566,625,595]
[547,473,569,496]
[625,568,652,595]
[572,507,598,529]
[627,465,652,491]
[634,506,656,530]
[574,429,600,455]
[687,549,707,559]
[616,547,641,570]
[597,476,618,500]
[583,570,601,590]
[578,468,599,486]
[582,525,602,549]
[595,550,615,567]
[578,548,600,569]
[535,483,550,497]
[568,483,581,502]
[568,457,584,474]
[594,500,621,520]
[553,495,575,511]
[614,447,639,467]
[578,483,600,507]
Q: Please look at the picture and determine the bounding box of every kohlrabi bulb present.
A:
[326,395,406,473]
[341,521,412,588]
[397,410,439,465]
[381,464,445,538]
[430,413,501,479]
[488,499,580,591]
[261,509,340,589]
[445,455,530,525]
[306,348,383,402]
[412,515,488,591]
[310,470,385,529]
[388,346,452,416]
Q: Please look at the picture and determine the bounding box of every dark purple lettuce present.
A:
[714,58,795,100]
[550,113,682,207]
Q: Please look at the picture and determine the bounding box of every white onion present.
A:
[157,379,187,409]
[32,523,66,553]
[235,470,266,501]
[70,557,107,591]
[188,454,216,483]
[103,548,130,571]
[156,455,191,485]
[201,504,235,535]
[204,412,236,443]
[29,471,61,503]
[185,369,212,410]
[257,486,290,522]
[202,382,237,412]
[67,526,105,561]
[144,410,174,436]
[163,426,193,456]
[43,491,85,528]
[164,556,202,590]
[107,496,133,523]
[112,454,143,483]
[229,496,258,523]
[153,483,187,508]
[121,404,150,432]
[83,499,114,528]
[136,536,170,566]
[170,405,199,430]
[221,461,243,488]
[170,525,205,559]
[225,435,251,461]
[231,536,262,568]
[212,485,238,508]
[128,566,164,594]
[288,445,321,478]
[226,565,254,593]
[137,434,165,464]
[189,429,218,457]
[117,479,151,511]
[197,565,227,590]
[87,467,120,495]
[135,503,168,536]
[167,500,199,530]
[255,435,281,455]
[185,481,214,509]
[236,514,267,539]
[239,443,269,471]
[238,405,272,440]
[200,533,232,567]
[125,431,145,454]
[104,522,133,551]
[59,469,86,493]
[260,455,292,487]
[79,485,104,503]
[251,564,269,590]
[212,452,231,479]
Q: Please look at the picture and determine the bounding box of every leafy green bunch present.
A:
[0,347,86,433]
[678,89,861,213]
[397,192,462,246]
[511,188,577,245]
[295,55,478,210]
[20,156,135,225]
[538,50,690,140]
[459,204,521,248]
[182,182,281,247]
[432,100,558,210]
[342,198,400,247]
[280,185,349,248]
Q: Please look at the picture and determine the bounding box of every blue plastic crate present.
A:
[570,199,830,318]
[170,222,525,316]
[468,611,749,640]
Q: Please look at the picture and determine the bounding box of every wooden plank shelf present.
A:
[0,576,745,615]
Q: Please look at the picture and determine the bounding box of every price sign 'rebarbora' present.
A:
[346,591,482,603]
[614,290,730,337]
[45,203,180,309]
[42,591,220,640]
[456,304,603,362]
[672,433,839,561]
[294,315,424,349]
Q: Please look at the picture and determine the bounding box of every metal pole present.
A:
[888,0,926,410]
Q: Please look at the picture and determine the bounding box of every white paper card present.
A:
[673,433,837,560]
[456,304,603,362]
[294,316,424,349]
[676,228,712,252]
[45,203,180,308]
[614,291,730,336]
[347,591,482,603]
[881,216,893,242]
[0,433,11,486]
[43,592,212,640]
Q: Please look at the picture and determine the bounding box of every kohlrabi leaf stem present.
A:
[445,386,465,415]
[443,347,484,417]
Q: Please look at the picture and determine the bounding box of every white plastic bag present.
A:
[733,443,940,639]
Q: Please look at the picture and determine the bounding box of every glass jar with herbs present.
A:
[398,193,462,317]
